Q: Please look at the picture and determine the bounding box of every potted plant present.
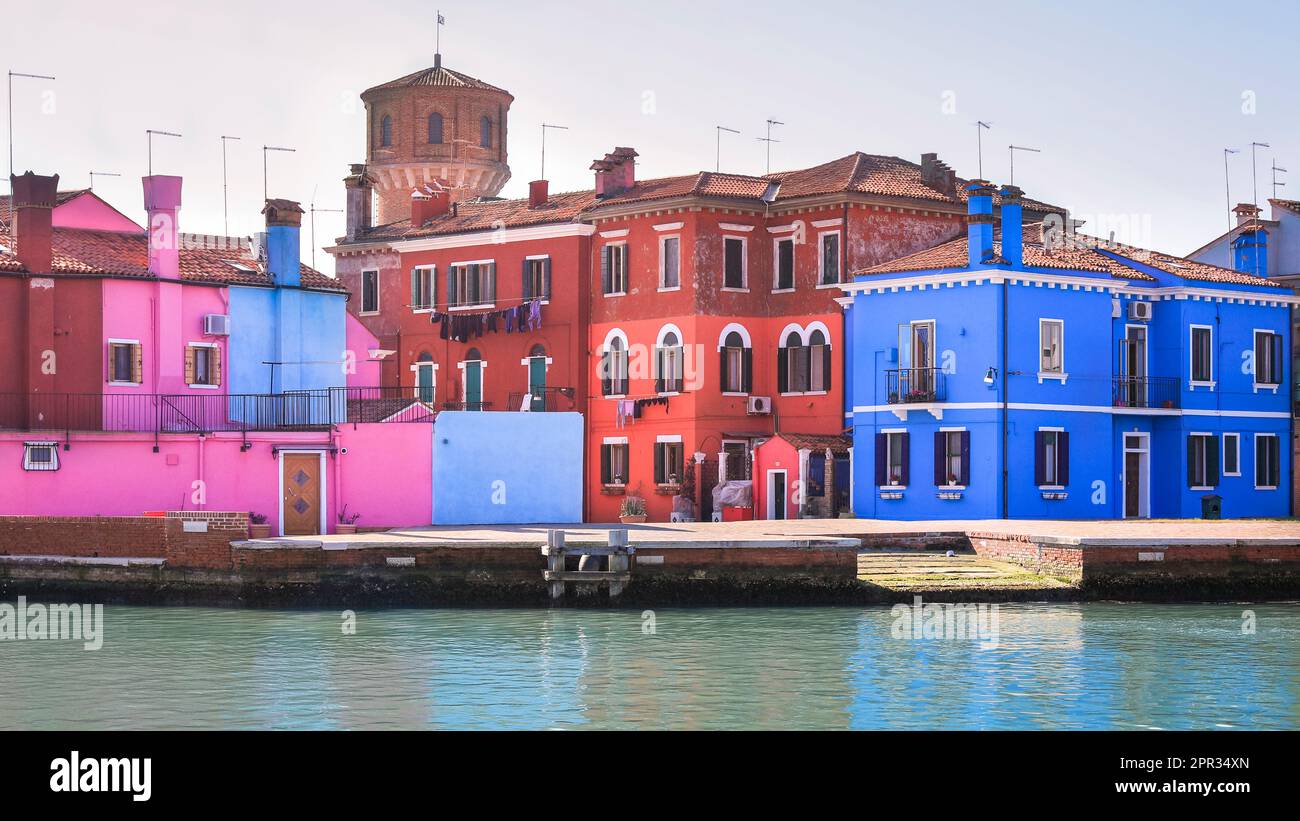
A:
[336,505,361,535]
[248,512,271,539]
[619,496,647,524]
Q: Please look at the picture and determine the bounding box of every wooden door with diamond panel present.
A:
[282,453,322,536]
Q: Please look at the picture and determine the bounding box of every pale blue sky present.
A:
[4,0,1296,273]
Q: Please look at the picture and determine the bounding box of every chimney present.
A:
[410,182,451,226]
[921,153,956,196]
[965,180,996,267]
[591,147,639,197]
[998,185,1024,267]
[262,198,304,286]
[344,163,373,240]
[528,179,549,208]
[9,171,58,273]
[612,147,638,189]
[143,175,183,279]
[1233,226,1268,278]
[1232,202,1262,227]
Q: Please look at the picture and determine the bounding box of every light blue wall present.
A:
[228,286,348,395]
[431,411,583,524]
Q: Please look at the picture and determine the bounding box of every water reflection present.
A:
[0,603,1296,730]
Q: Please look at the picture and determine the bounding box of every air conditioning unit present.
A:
[747,395,772,415]
[1127,301,1153,321]
[204,314,231,335]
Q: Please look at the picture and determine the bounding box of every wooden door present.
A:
[1124,451,1141,518]
[282,453,322,536]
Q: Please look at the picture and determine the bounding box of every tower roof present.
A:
[363,63,510,96]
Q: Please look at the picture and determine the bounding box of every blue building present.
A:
[841,182,1296,520]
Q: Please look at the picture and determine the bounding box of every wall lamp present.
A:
[983,366,998,385]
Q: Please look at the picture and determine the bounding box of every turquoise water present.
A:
[1,603,1297,730]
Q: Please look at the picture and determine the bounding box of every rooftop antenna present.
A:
[221,136,241,236]
[974,121,992,179]
[1250,141,1269,206]
[1007,145,1040,186]
[88,171,120,190]
[1271,159,1287,200]
[146,129,182,176]
[1223,148,1240,230]
[757,118,783,175]
[716,126,739,172]
[308,187,342,272]
[262,145,295,201]
[7,70,56,192]
[434,10,446,68]
[540,123,568,180]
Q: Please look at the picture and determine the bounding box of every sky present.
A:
[4,0,1298,275]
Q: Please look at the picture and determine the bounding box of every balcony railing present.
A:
[506,387,577,412]
[885,367,946,404]
[1111,376,1180,409]
[441,400,493,412]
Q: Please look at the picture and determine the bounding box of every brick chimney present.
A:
[592,147,638,197]
[143,175,183,279]
[965,180,996,267]
[998,185,1024,267]
[344,163,373,240]
[9,171,58,273]
[262,198,304,287]
[1232,202,1262,226]
[410,182,451,227]
[528,179,549,208]
[920,153,956,196]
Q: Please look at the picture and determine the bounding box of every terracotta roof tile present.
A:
[1269,198,1300,217]
[363,64,510,96]
[0,189,92,226]
[357,189,599,241]
[771,432,852,456]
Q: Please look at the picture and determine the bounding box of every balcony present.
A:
[506,387,578,412]
[1111,376,1180,410]
[885,367,946,405]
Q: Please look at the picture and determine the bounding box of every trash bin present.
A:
[1201,494,1221,519]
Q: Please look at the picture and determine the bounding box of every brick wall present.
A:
[0,512,246,570]
[968,532,1084,579]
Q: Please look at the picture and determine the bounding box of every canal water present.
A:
[1,602,1297,730]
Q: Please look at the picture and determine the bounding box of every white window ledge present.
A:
[603,291,627,298]
[187,384,221,390]
[721,286,750,293]
[771,287,795,294]
[1037,371,1068,383]
[1253,383,1280,393]
[108,381,142,387]
[657,286,681,293]
[449,303,496,312]
[1189,380,1216,391]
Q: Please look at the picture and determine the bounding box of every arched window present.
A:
[525,344,547,411]
[808,329,831,392]
[414,351,436,403]
[779,329,808,394]
[480,116,492,148]
[656,330,684,394]
[380,115,393,148]
[462,348,485,411]
[720,330,752,394]
[428,112,444,144]
[601,334,629,397]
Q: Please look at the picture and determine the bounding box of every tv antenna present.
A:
[540,123,567,180]
[1251,141,1270,206]
[262,145,295,200]
[221,136,241,236]
[1223,148,1240,230]
[146,129,182,176]
[974,121,992,179]
[7,70,56,190]
[1271,160,1287,200]
[716,126,739,172]
[88,171,120,191]
[757,118,783,174]
[1007,145,1040,186]
[308,187,342,271]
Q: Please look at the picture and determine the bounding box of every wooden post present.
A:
[546,529,566,600]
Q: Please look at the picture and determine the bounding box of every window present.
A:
[774,237,794,290]
[1190,325,1213,384]
[108,340,141,384]
[808,329,831,393]
[461,348,486,410]
[1223,432,1240,477]
[428,112,444,144]
[819,232,840,286]
[1035,430,1069,487]
[1254,330,1284,386]
[934,430,970,487]
[724,237,746,289]
[779,330,808,394]
[601,243,628,295]
[186,344,220,387]
[722,441,751,480]
[1187,433,1219,489]
[660,236,680,289]
[874,431,909,487]
[448,262,496,308]
[1256,434,1280,489]
[480,116,492,148]
[22,441,59,471]
[720,330,751,394]
[380,115,393,148]
[361,270,379,314]
[414,353,436,403]
[656,330,684,394]
[522,257,550,301]
[1040,319,1064,375]
[654,440,685,485]
[601,336,629,396]
[601,441,629,485]
[411,266,434,310]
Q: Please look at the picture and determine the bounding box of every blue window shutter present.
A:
[1058,432,1070,486]
[933,431,945,486]
[900,432,910,486]
[959,431,971,486]
[874,433,886,485]
[1034,431,1046,486]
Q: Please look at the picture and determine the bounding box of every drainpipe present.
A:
[1001,277,1009,519]
[197,434,206,510]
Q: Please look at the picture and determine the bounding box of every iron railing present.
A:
[885,367,946,404]
[506,387,577,412]
[1112,376,1180,409]
[441,400,493,411]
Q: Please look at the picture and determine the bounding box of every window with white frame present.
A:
[1190,325,1213,384]
[876,430,908,487]
[656,330,684,394]
[1254,330,1284,386]
[448,262,496,308]
[22,441,59,471]
[411,266,435,310]
[936,429,969,487]
[659,236,680,290]
[601,243,628,295]
[186,344,220,387]
[720,330,751,394]
[601,440,628,485]
[819,232,840,286]
[773,237,794,290]
[108,340,142,384]
[1040,319,1064,376]
[654,439,684,485]
[1223,432,1240,477]
[779,329,809,394]
[361,270,380,314]
[1187,432,1218,489]
[724,237,746,289]
[601,335,629,397]
[808,329,831,393]
[1256,434,1280,489]
[1035,429,1069,487]
[522,257,550,300]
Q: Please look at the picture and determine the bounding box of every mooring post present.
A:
[546,529,566,600]
[608,528,630,597]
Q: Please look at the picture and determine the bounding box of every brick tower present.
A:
[360,54,513,225]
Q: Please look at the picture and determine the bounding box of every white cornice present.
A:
[327,221,596,255]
